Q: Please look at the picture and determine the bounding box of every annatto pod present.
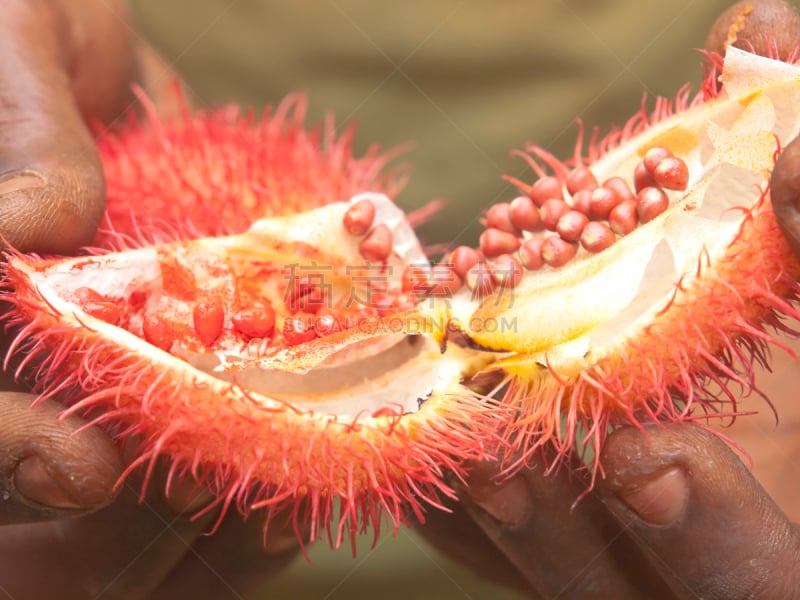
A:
[2,48,800,547]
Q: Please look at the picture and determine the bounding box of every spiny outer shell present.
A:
[464,48,800,470]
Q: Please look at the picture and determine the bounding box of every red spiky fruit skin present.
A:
[2,251,497,548]
[497,191,800,476]
[94,93,407,247]
[0,94,497,548]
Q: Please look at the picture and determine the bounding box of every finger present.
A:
[0,0,138,254]
[705,0,800,60]
[772,135,800,259]
[0,391,122,524]
[598,424,800,600]
[0,474,218,598]
[453,460,671,599]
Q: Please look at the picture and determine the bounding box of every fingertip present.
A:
[0,392,123,524]
[598,424,800,599]
[0,140,106,254]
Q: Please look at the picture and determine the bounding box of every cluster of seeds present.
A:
[475,145,689,274]
[343,196,527,300]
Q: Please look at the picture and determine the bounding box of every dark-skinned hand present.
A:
[2,0,800,599]
[417,2,800,598]
[0,1,299,598]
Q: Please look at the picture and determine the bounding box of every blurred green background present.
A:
[128,1,734,597]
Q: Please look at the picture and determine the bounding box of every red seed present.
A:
[465,262,496,297]
[556,210,589,242]
[490,254,523,289]
[359,223,393,262]
[637,187,670,223]
[142,314,175,352]
[570,189,593,215]
[450,246,482,279]
[608,200,639,235]
[530,175,563,206]
[509,196,543,232]
[541,236,578,268]
[480,228,521,258]
[401,265,430,295]
[286,275,328,314]
[343,199,376,236]
[82,301,121,325]
[603,176,636,204]
[652,156,689,191]
[193,300,225,346]
[283,315,317,345]
[429,263,462,297]
[519,238,545,271]
[485,203,520,235]
[565,167,598,195]
[580,222,616,253]
[540,198,569,231]
[633,162,657,193]
[232,302,276,339]
[313,313,341,337]
[74,287,121,324]
[588,187,621,220]
[643,146,673,174]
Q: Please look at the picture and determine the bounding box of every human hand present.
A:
[0,2,301,597]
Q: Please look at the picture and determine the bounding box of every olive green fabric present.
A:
[131,0,733,248]
[128,2,735,598]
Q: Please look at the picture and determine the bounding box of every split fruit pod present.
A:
[2,47,800,547]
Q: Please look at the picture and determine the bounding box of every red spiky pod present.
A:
[2,47,800,549]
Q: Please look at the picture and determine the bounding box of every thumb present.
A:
[598,425,800,600]
[0,0,138,254]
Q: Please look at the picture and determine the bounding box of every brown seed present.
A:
[637,187,670,223]
[556,210,589,242]
[603,176,636,204]
[633,162,657,193]
[490,254,523,289]
[466,262,496,297]
[530,175,564,206]
[485,203,521,235]
[652,156,689,191]
[509,196,543,232]
[519,238,545,271]
[608,200,639,235]
[343,198,376,236]
[540,198,569,231]
[541,236,578,268]
[565,166,598,196]
[449,246,482,279]
[643,146,674,174]
[580,222,616,253]
[588,187,621,220]
[570,189,593,215]
[359,223,393,262]
[480,228,521,258]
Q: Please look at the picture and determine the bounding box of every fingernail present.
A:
[0,170,47,196]
[14,455,82,510]
[463,464,531,528]
[616,466,689,526]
